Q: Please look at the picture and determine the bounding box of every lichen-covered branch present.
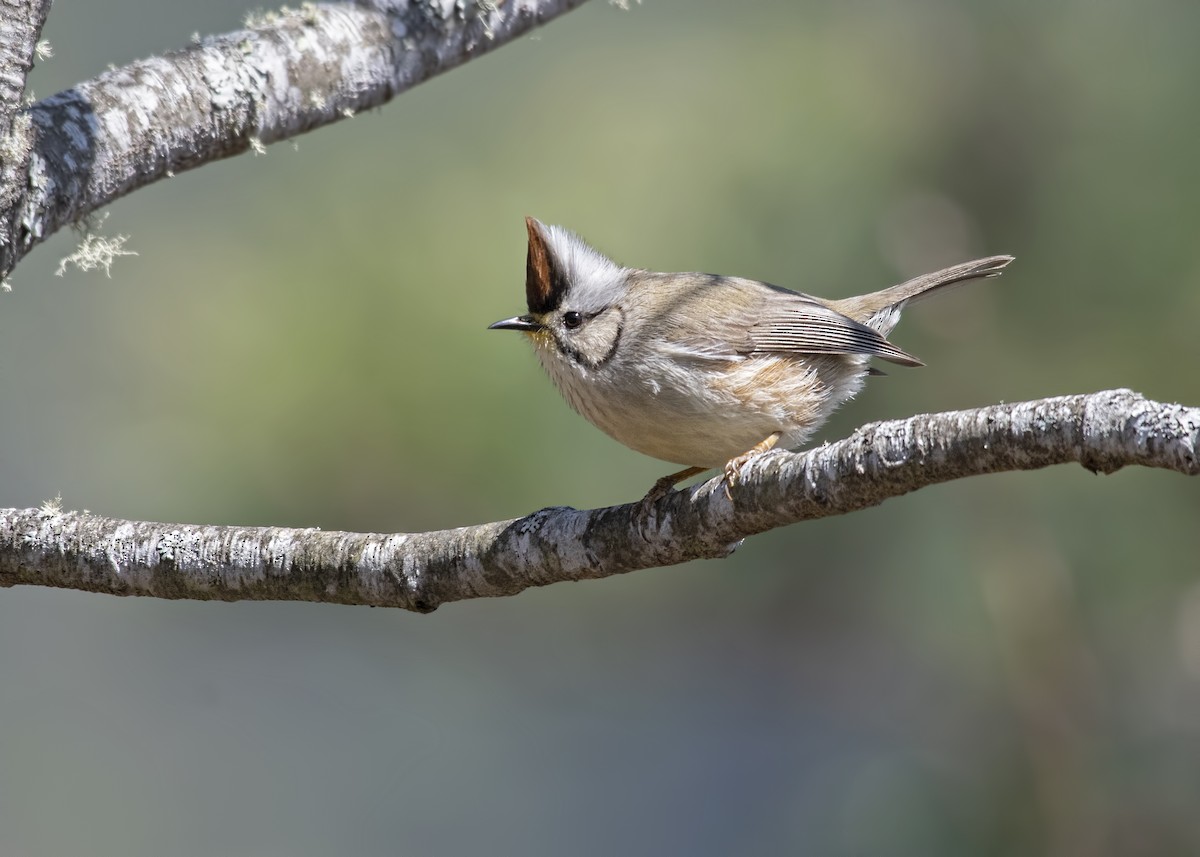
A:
[0,0,591,280]
[0,0,50,129]
[0,0,52,275]
[1,389,1194,612]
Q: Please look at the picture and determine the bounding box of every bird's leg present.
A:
[723,431,782,499]
[641,465,707,505]
[632,465,708,529]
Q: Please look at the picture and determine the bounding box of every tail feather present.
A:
[831,255,1014,327]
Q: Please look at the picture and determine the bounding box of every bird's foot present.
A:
[722,432,783,500]
[631,466,707,524]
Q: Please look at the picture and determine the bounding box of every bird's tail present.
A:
[831,255,1014,334]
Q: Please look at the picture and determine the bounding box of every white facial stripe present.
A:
[540,224,627,313]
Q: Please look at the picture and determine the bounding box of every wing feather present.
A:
[642,273,922,367]
[746,297,923,366]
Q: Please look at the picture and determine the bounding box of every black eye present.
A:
[562,311,583,329]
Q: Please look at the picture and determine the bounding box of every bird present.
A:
[490,217,1013,501]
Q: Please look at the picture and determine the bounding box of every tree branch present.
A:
[0,0,51,125]
[0,0,591,280]
[0,0,50,128]
[0,0,52,276]
[2,389,1194,612]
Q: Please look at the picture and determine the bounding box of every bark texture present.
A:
[0,0,51,271]
[0,0,590,279]
[2,389,1194,612]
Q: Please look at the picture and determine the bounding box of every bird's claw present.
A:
[721,431,783,501]
[722,456,749,500]
[631,476,676,525]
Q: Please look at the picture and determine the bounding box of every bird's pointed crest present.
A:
[523,217,628,315]
[525,216,566,315]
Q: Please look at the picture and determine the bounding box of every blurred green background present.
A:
[2,0,1198,854]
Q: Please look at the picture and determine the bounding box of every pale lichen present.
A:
[55,224,138,278]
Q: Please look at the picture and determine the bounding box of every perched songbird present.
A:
[491,217,1012,500]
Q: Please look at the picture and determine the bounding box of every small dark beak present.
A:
[488,315,543,332]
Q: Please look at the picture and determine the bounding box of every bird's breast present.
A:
[535,346,870,469]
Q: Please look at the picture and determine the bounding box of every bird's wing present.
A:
[745,291,923,366]
[648,275,921,367]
